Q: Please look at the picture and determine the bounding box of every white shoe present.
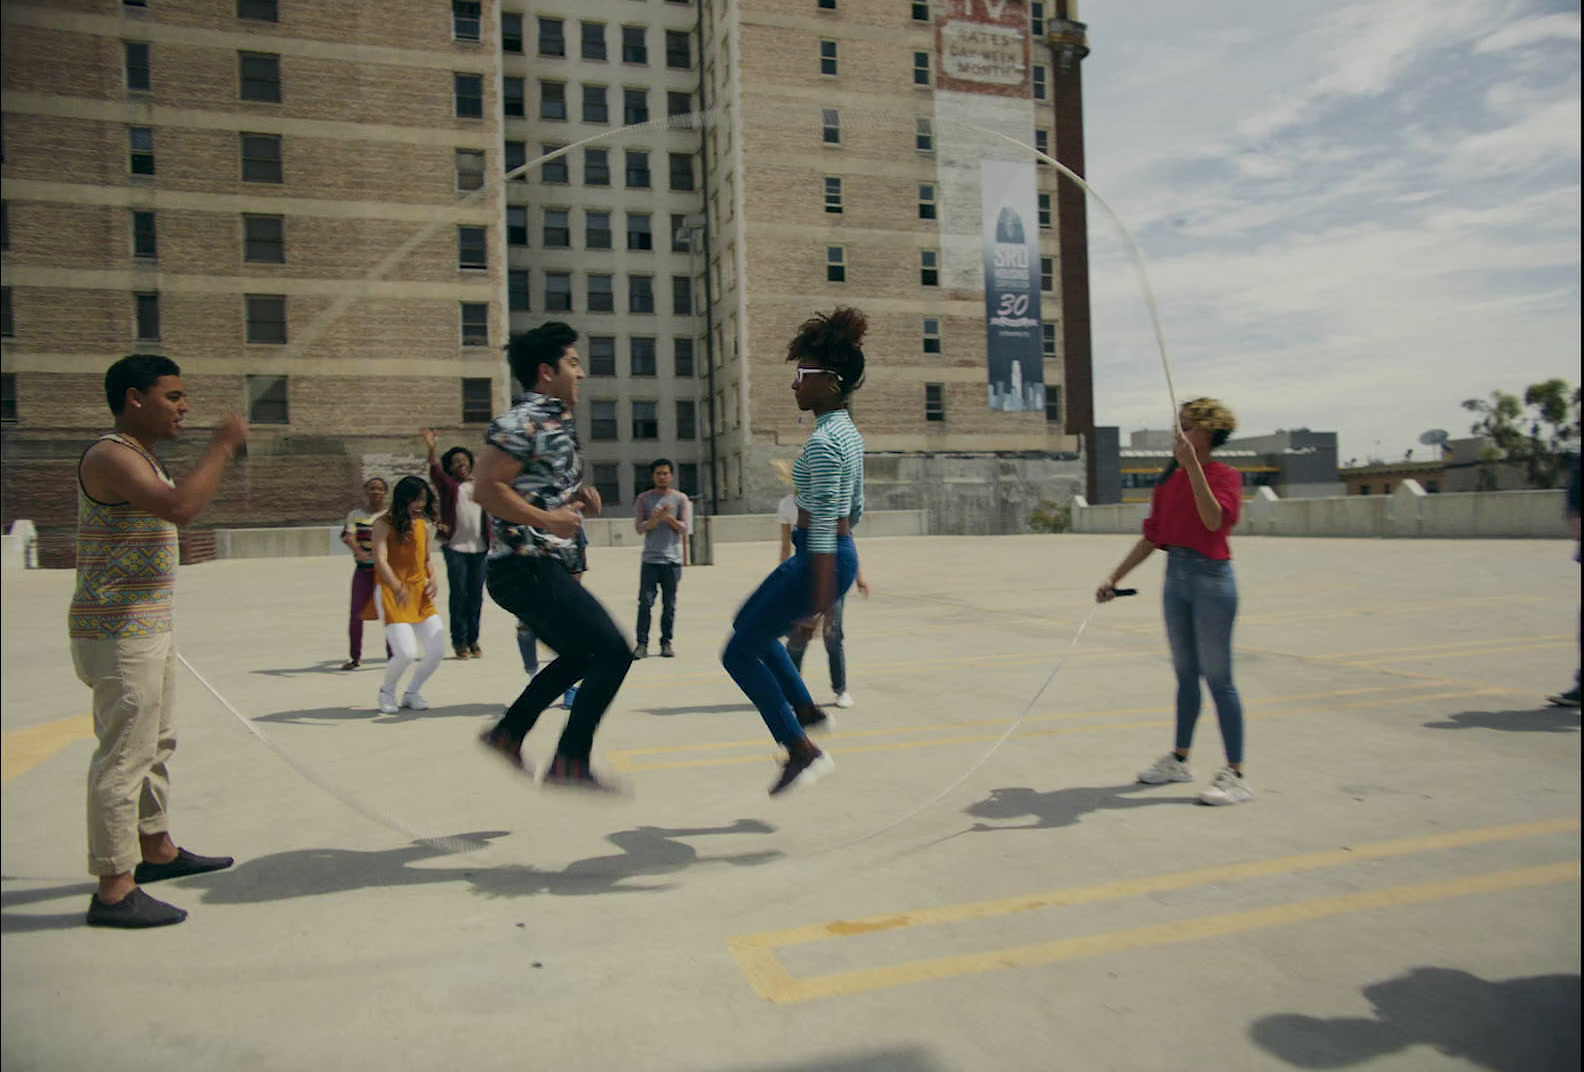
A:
[377,691,399,715]
[1199,766,1254,806]
[401,692,430,711]
[833,691,855,709]
[1137,752,1193,784]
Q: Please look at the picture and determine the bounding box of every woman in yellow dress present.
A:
[371,476,445,714]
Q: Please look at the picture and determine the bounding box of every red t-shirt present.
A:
[1141,462,1243,559]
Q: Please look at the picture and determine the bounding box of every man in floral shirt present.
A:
[472,322,633,790]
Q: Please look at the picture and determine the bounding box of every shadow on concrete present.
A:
[708,1046,950,1072]
[1250,967,1581,1070]
[1424,706,1580,734]
[635,703,758,717]
[1,880,97,934]
[172,819,779,904]
[957,783,1198,833]
[252,702,500,726]
[249,660,371,678]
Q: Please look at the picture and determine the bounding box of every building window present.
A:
[913,51,931,86]
[819,0,838,9]
[585,210,612,249]
[666,29,692,69]
[462,377,493,423]
[631,337,657,376]
[501,76,524,117]
[585,147,611,185]
[1032,2,1046,36]
[458,225,488,269]
[671,214,691,252]
[455,73,484,118]
[921,249,938,286]
[588,336,616,376]
[676,400,697,439]
[243,213,284,262]
[237,0,277,21]
[1040,256,1054,291]
[0,201,7,251]
[923,317,941,353]
[538,16,565,57]
[541,145,568,183]
[925,383,945,422]
[1042,322,1057,356]
[592,462,620,503]
[918,183,937,220]
[820,39,838,76]
[0,373,16,422]
[1038,192,1052,228]
[245,294,287,344]
[248,375,289,424]
[1425,480,1440,493]
[542,208,570,248]
[505,140,526,178]
[508,269,530,311]
[501,12,523,53]
[1359,484,1371,496]
[1033,64,1047,101]
[590,401,619,441]
[452,2,482,41]
[1045,384,1063,423]
[822,108,841,145]
[131,210,158,259]
[623,87,649,125]
[582,21,607,61]
[1035,128,1050,155]
[827,246,846,282]
[546,273,572,312]
[540,81,567,120]
[587,273,614,312]
[668,152,694,191]
[506,205,528,245]
[583,85,610,123]
[240,133,283,182]
[678,462,699,496]
[0,288,11,338]
[825,176,843,213]
[668,91,692,118]
[911,1,930,20]
[459,299,487,345]
[629,275,655,314]
[134,292,160,341]
[626,212,653,251]
[672,276,693,316]
[455,148,485,191]
[625,150,651,188]
[125,41,151,92]
[622,26,648,64]
[239,51,281,102]
[674,337,695,377]
[632,400,659,439]
[916,117,934,152]
[129,126,156,175]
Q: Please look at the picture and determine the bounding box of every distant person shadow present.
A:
[178,819,780,904]
[636,703,758,717]
[961,783,1197,833]
[252,702,500,726]
[1250,966,1580,1070]
[1424,706,1580,734]
[249,660,360,678]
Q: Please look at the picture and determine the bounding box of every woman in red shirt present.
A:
[1096,398,1252,806]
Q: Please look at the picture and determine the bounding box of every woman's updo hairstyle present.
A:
[785,306,867,398]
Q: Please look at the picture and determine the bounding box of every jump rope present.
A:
[180,111,1181,864]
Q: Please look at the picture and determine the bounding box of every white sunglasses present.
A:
[793,367,840,385]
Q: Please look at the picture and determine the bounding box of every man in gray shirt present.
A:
[633,458,692,658]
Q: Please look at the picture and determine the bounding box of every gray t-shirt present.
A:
[634,488,692,564]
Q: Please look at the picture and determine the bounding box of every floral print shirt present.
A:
[484,392,583,570]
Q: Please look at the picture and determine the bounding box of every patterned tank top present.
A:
[68,433,180,639]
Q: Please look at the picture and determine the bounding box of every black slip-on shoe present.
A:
[86,888,188,929]
[133,848,234,885]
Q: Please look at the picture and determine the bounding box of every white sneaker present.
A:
[1137,752,1193,784]
[1199,767,1254,806]
[401,692,430,711]
[377,691,399,715]
[833,691,855,709]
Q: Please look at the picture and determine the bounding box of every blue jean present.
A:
[636,561,681,645]
[1162,547,1245,764]
[442,547,487,649]
[723,530,858,745]
[786,595,846,692]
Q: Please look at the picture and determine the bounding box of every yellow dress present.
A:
[379,518,438,625]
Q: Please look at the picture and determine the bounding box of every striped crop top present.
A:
[793,408,865,553]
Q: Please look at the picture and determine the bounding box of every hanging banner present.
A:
[981,159,1045,412]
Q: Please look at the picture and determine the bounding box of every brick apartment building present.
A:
[2,0,1094,555]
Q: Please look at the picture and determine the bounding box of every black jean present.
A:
[485,555,632,760]
[442,547,487,649]
[636,561,682,645]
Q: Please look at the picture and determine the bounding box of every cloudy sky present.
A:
[1075,0,1580,463]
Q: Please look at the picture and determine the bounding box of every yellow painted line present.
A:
[1238,594,1545,626]
[738,863,1580,1004]
[1,714,94,785]
[1318,633,1571,661]
[1347,641,1570,667]
[727,816,1582,1003]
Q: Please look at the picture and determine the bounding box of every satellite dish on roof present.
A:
[1418,429,1449,446]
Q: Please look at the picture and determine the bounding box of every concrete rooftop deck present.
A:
[2,534,1579,1072]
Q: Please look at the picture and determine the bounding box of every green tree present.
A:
[1461,379,1581,489]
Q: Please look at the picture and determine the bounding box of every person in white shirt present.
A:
[777,478,867,708]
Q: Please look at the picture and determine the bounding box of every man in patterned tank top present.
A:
[70,355,249,928]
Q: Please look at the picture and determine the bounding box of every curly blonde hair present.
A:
[1181,397,1237,437]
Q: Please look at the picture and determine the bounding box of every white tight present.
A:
[382,615,446,698]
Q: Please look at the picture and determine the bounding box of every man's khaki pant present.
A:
[71,632,177,876]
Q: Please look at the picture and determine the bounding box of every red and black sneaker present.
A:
[542,754,623,794]
[479,727,532,778]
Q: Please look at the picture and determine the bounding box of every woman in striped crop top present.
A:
[722,307,867,796]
